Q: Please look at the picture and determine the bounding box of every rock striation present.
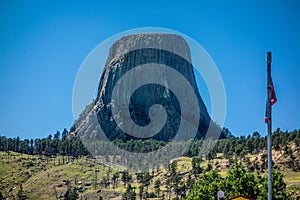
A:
[71,34,213,142]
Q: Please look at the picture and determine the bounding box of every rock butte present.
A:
[71,34,219,142]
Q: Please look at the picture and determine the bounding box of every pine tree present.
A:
[64,187,79,200]
[192,157,203,174]
[138,185,144,200]
[154,179,161,199]
[122,184,136,200]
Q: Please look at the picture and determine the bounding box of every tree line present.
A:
[0,128,299,161]
[0,128,88,157]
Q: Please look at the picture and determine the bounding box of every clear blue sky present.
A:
[0,0,299,139]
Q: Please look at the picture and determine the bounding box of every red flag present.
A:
[265,77,277,123]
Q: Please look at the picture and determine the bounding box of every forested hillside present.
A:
[0,128,299,199]
[1,128,299,164]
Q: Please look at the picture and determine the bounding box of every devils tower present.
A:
[71,34,212,142]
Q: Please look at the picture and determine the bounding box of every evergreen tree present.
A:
[121,171,132,188]
[0,191,4,200]
[122,184,136,200]
[64,187,79,200]
[138,185,144,200]
[154,179,161,199]
[112,172,119,189]
[192,157,203,174]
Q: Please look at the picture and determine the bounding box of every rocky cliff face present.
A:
[71,34,212,142]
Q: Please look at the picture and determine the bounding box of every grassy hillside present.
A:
[0,149,299,199]
[0,152,124,199]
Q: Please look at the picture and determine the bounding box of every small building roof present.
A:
[226,196,255,200]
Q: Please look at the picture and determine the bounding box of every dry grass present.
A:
[1,150,299,199]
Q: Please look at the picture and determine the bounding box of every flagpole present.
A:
[267,51,272,200]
